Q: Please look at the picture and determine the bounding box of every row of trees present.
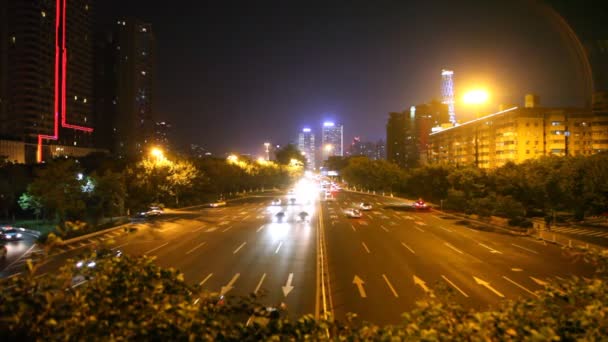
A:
[4,147,304,228]
[329,153,608,223]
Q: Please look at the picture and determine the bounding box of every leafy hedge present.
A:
[1,249,607,340]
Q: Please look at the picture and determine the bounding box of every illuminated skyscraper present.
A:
[298,127,315,170]
[321,121,343,160]
[441,69,456,125]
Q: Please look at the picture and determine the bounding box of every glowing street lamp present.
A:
[150,147,165,161]
[462,89,490,106]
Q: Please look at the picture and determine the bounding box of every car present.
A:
[297,211,310,222]
[413,199,430,210]
[359,202,373,211]
[147,206,164,216]
[72,249,123,287]
[345,208,362,218]
[0,227,23,241]
[271,198,282,206]
[210,200,227,208]
[274,211,286,222]
[289,197,296,205]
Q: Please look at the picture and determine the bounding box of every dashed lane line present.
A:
[233,242,247,254]
[502,276,539,298]
[382,274,399,298]
[401,242,415,254]
[444,242,464,254]
[186,242,207,255]
[144,242,169,255]
[511,243,538,254]
[441,275,469,297]
[361,242,371,254]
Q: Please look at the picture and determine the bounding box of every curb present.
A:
[60,222,131,246]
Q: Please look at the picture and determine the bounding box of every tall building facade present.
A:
[1,0,96,162]
[441,69,456,125]
[349,137,385,160]
[298,127,315,170]
[321,121,343,160]
[411,100,450,165]
[428,96,607,169]
[154,121,171,152]
[386,112,408,168]
[95,18,155,159]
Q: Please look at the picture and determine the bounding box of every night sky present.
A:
[97,0,590,156]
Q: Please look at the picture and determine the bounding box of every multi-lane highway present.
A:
[2,187,595,325]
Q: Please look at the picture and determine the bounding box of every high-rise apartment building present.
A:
[349,137,384,160]
[95,18,155,159]
[298,127,315,170]
[154,121,172,151]
[321,122,343,160]
[428,95,608,169]
[386,112,408,168]
[1,0,96,162]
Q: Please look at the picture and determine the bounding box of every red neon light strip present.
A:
[37,0,93,162]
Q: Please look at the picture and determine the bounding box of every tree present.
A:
[275,144,306,166]
[87,171,126,223]
[26,160,86,222]
[165,159,199,206]
[18,193,43,220]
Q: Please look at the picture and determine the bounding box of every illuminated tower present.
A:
[321,122,343,160]
[441,69,456,125]
[298,128,315,170]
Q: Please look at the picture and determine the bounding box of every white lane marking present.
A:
[220,273,240,296]
[361,242,371,254]
[511,268,523,272]
[233,242,247,254]
[444,242,464,254]
[351,224,357,232]
[401,242,415,254]
[380,225,390,232]
[206,227,217,233]
[199,273,213,286]
[440,226,453,233]
[275,241,283,254]
[222,226,233,232]
[389,221,398,226]
[503,276,539,298]
[254,273,267,294]
[432,215,443,220]
[144,242,169,255]
[473,276,504,298]
[358,220,368,226]
[404,216,414,220]
[282,273,295,297]
[192,226,205,233]
[511,243,538,254]
[479,242,503,254]
[441,275,469,297]
[256,225,265,232]
[382,274,399,298]
[186,242,206,255]
[112,242,129,250]
[414,226,425,232]
[415,221,426,226]
[353,275,367,298]
[241,215,250,221]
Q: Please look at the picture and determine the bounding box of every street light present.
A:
[227,154,238,163]
[150,147,165,161]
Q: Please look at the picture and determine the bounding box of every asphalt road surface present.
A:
[1,191,596,325]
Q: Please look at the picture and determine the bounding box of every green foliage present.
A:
[18,192,43,219]
[2,249,608,340]
[275,144,306,166]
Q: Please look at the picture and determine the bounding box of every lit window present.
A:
[74,141,77,146]
[85,4,89,10]
[41,11,46,17]
[84,117,87,122]
[74,95,78,100]
[11,36,16,44]
[83,98,87,103]
[141,71,146,76]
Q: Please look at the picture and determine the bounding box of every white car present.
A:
[345,208,362,218]
[210,201,227,208]
[271,198,282,206]
[359,202,372,211]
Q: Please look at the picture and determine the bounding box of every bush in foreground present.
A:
[1,250,607,340]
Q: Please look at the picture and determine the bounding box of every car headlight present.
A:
[16,233,22,238]
[87,261,96,268]
[76,261,84,268]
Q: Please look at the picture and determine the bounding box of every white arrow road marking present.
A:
[479,243,503,254]
[414,226,425,232]
[220,273,240,296]
[254,273,266,294]
[502,276,539,298]
[199,273,213,286]
[441,275,469,297]
[473,276,504,298]
[144,242,169,255]
[233,242,247,254]
[352,275,367,298]
[530,276,548,286]
[413,275,434,297]
[256,225,265,232]
[282,273,294,297]
[275,241,283,254]
[382,274,399,298]
[186,242,206,255]
[361,242,371,254]
[444,242,463,254]
[401,242,415,254]
[380,225,390,232]
[511,243,538,254]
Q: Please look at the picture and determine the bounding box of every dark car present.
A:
[274,211,286,222]
[0,227,23,241]
[413,199,430,210]
[72,249,123,287]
